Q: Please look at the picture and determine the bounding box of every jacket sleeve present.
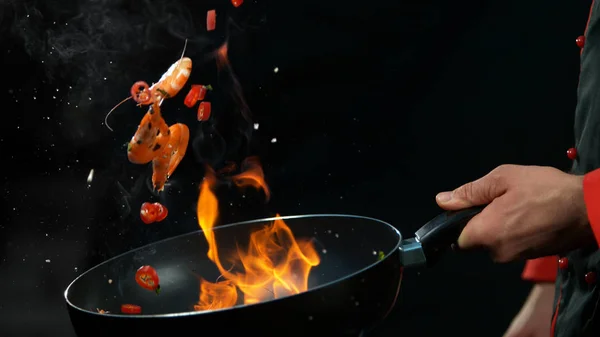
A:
[584,168,600,245]
[522,256,558,282]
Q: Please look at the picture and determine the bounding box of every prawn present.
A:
[119,39,193,191]
[104,39,192,131]
[127,101,190,192]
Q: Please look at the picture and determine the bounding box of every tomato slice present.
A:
[153,202,168,222]
[197,102,211,121]
[131,81,153,105]
[140,202,158,224]
[231,0,243,7]
[207,10,216,31]
[121,304,142,314]
[135,265,161,294]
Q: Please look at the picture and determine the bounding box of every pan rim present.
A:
[64,213,403,318]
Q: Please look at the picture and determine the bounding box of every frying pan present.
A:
[64,207,483,337]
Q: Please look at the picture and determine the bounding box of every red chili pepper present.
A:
[140,202,158,224]
[197,85,210,100]
[130,81,153,105]
[207,10,216,31]
[183,85,211,108]
[197,102,211,121]
[121,304,142,314]
[184,85,201,108]
[231,0,243,7]
[135,265,161,294]
[153,202,168,222]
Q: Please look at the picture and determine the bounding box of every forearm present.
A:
[521,168,600,283]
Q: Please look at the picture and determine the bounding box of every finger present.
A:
[436,168,509,210]
[457,204,496,250]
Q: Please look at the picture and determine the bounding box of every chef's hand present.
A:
[503,283,555,337]
[435,164,593,262]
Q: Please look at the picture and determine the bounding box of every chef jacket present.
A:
[521,1,600,336]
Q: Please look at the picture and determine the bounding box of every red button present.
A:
[567,147,577,160]
[585,271,597,285]
[576,35,586,48]
[559,257,569,270]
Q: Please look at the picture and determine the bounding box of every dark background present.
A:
[0,0,591,336]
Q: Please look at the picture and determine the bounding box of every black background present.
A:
[0,0,592,336]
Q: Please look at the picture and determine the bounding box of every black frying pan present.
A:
[64,207,483,337]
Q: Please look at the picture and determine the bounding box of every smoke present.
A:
[1,0,267,252]
[1,0,216,148]
[4,0,206,85]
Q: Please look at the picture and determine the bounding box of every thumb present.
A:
[436,173,507,210]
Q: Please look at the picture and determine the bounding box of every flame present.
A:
[231,156,271,201]
[216,42,229,71]
[194,157,320,311]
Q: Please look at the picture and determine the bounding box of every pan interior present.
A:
[65,214,402,316]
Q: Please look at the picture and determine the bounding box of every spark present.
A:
[87,169,94,183]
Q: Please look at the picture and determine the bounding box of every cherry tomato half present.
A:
[130,81,153,105]
[207,10,216,31]
[140,202,158,224]
[135,265,161,294]
[153,202,168,222]
[197,102,211,121]
[121,304,142,314]
[232,0,243,7]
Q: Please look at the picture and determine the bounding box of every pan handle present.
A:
[413,206,484,267]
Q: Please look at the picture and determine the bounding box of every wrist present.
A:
[571,174,588,229]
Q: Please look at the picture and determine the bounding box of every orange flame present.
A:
[216,42,229,71]
[194,157,320,311]
[231,157,271,201]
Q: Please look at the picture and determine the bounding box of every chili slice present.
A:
[135,265,161,294]
[184,85,212,108]
[130,81,153,105]
[197,102,211,121]
[121,304,142,314]
[184,85,201,108]
[232,0,243,7]
[207,10,216,31]
[197,85,209,101]
[140,202,158,224]
[153,202,168,222]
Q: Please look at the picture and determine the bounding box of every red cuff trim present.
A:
[583,168,600,246]
[521,256,558,282]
